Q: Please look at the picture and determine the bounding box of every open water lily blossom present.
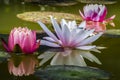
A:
[1,27,40,54]
[37,17,104,66]
[79,4,115,32]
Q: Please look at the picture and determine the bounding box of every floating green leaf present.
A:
[35,65,110,80]
[0,51,9,63]
[24,0,78,6]
[17,12,81,24]
[104,29,120,37]
[77,0,117,4]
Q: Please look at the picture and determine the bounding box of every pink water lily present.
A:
[80,4,115,22]
[37,17,104,66]
[2,27,40,54]
[79,4,115,32]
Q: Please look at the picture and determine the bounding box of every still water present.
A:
[0,0,120,80]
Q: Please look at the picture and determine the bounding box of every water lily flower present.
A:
[79,4,115,32]
[8,55,38,76]
[1,27,40,54]
[37,17,104,66]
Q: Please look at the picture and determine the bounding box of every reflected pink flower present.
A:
[79,4,115,32]
[8,55,38,76]
[2,27,40,54]
[86,21,106,32]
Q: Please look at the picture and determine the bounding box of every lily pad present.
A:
[78,0,117,4]
[0,34,8,40]
[104,29,120,38]
[24,0,78,6]
[0,51,9,63]
[17,12,82,24]
[52,1,78,6]
[35,65,110,80]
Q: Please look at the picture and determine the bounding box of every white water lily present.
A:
[37,17,104,66]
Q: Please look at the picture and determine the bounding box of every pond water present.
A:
[0,0,120,80]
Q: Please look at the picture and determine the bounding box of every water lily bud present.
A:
[1,27,40,54]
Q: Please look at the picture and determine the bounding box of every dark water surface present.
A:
[0,0,120,80]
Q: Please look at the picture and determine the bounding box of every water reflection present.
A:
[8,55,38,76]
[38,48,102,67]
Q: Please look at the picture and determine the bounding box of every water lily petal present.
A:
[8,30,15,51]
[76,45,96,50]
[78,21,86,29]
[79,10,85,20]
[78,32,103,46]
[62,24,71,46]
[96,46,106,49]
[90,48,101,53]
[98,5,107,22]
[22,35,32,53]
[67,21,77,31]
[60,19,67,29]
[105,15,116,21]
[9,28,18,45]
[109,22,115,27]
[13,29,20,45]
[1,38,10,52]
[71,50,87,66]
[38,52,55,66]
[31,31,37,44]
[37,21,60,43]
[31,40,40,53]
[72,29,95,46]
[19,31,25,47]
[40,40,60,47]
[80,51,102,64]
[50,16,63,41]
[43,37,56,42]
[50,52,64,65]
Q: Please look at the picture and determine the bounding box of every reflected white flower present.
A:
[37,16,104,66]
[51,49,101,66]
